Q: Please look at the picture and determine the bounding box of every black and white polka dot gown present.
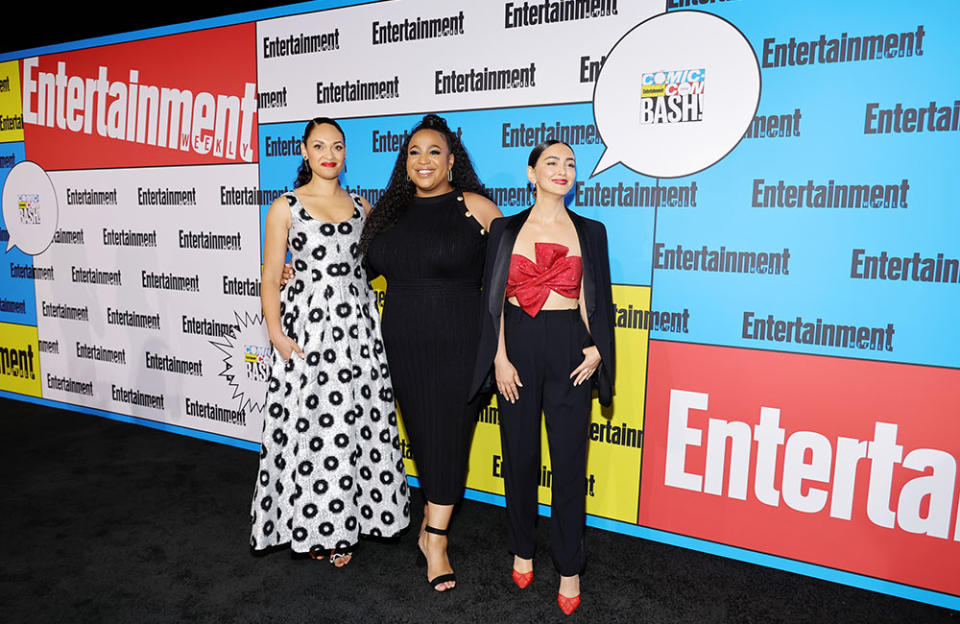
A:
[250,192,409,554]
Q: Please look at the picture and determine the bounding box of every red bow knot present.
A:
[506,242,583,317]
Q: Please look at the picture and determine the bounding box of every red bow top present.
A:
[506,242,583,317]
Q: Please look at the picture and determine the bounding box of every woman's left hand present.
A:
[570,345,601,386]
[280,262,294,287]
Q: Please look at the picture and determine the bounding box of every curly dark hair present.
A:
[359,114,489,256]
[294,117,345,188]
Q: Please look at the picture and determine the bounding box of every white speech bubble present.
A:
[2,160,58,255]
[592,10,761,178]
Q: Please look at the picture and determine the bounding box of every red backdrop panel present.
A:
[21,24,257,170]
[641,340,960,596]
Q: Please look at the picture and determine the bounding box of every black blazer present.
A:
[468,207,616,406]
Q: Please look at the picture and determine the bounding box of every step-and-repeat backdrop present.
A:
[1,0,957,609]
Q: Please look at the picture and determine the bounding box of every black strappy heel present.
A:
[419,525,456,591]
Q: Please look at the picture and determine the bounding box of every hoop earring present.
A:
[447,169,453,182]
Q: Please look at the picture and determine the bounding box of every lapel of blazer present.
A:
[568,209,596,318]
[488,208,531,318]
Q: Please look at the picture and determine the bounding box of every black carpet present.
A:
[1,398,956,623]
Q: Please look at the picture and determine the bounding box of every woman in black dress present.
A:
[360,114,500,591]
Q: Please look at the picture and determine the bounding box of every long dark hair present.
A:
[527,139,574,198]
[527,139,573,167]
[359,114,489,256]
[294,117,346,188]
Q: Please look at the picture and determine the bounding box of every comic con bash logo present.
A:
[17,194,41,224]
[244,344,270,382]
[2,161,58,255]
[210,311,270,414]
[640,68,704,124]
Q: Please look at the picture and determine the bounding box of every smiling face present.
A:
[528,142,576,197]
[405,129,455,196]
[300,122,345,181]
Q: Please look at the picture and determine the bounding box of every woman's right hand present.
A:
[271,334,305,362]
[495,355,523,404]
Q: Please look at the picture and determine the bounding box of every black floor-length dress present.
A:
[366,190,487,504]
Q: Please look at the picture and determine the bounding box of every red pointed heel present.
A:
[557,592,581,616]
[512,568,533,589]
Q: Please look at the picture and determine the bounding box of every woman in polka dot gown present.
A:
[251,118,409,566]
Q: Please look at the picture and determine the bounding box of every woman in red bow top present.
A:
[469,140,615,616]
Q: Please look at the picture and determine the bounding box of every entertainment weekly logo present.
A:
[640,341,960,597]
[21,24,258,169]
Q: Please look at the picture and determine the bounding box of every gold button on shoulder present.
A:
[464,211,472,217]
[456,195,464,201]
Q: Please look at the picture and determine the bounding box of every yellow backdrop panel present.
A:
[0,61,24,143]
[0,322,42,396]
[378,279,649,524]
[466,285,650,524]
